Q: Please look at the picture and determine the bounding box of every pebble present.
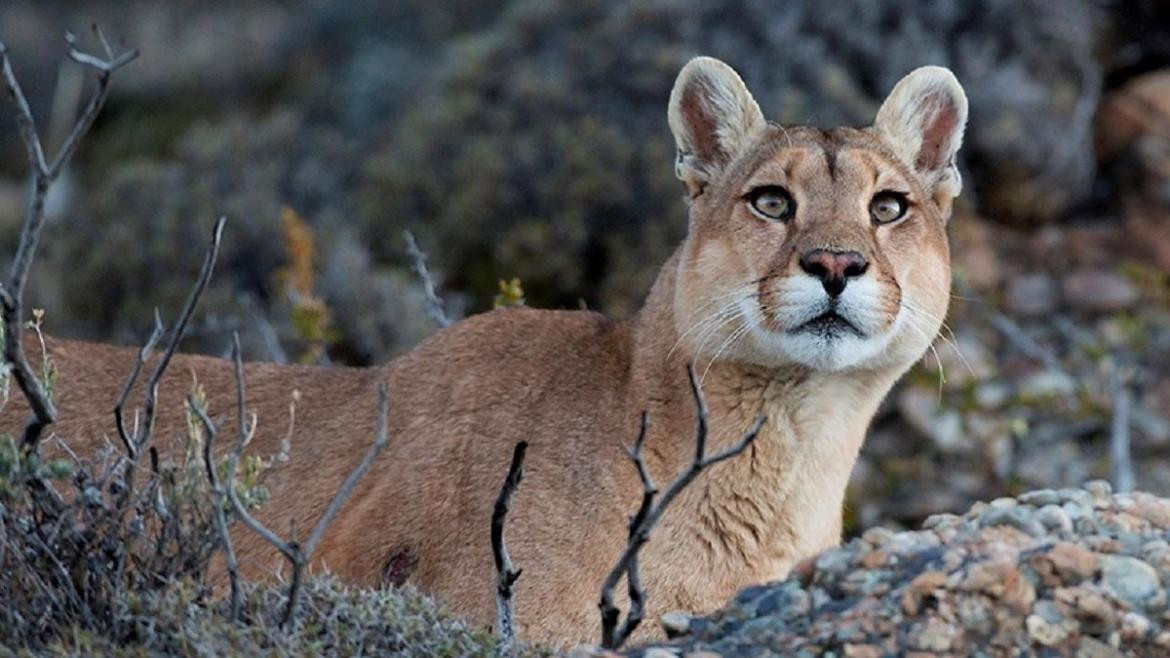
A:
[897,388,965,453]
[1019,370,1078,399]
[1005,273,1059,317]
[1036,504,1074,534]
[1062,270,1140,313]
[1102,555,1162,609]
[1019,489,1061,507]
[978,506,1047,537]
[659,611,692,638]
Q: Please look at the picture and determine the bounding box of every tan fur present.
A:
[1,60,967,646]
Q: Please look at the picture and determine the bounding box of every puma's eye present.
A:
[747,186,795,221]
[870,191,909,225]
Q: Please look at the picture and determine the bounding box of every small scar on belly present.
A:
[381,547,418,588]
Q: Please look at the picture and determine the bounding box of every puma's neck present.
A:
[626,249,900,589]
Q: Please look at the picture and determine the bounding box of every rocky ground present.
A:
[615,483,1170,657]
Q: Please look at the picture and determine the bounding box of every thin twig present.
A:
[113,309,164,458]
[136,217,226,457]
[403,230,451,328]
[598,365,766,649]
[115,217,225,503]
[0,29,137,451]
[302,383,390,558]
[1109,366,1135,494]
[188,395,242,621]
[492,441,527,651]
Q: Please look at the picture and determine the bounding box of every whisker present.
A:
[901,310,946,400]
[701,315,757,385]
[900,301,976,378]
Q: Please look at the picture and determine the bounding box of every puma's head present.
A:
[669,57,967,372]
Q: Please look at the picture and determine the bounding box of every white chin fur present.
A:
[735,275,908,372]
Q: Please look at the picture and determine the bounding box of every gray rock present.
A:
[815,548,855,575]
[1102,555,1163,609]
[659,611,692,638]
[1036,504,1074,534]
[1005,273,1059,317]
[978,506,1047,537]
[1019,489,1061,507]
[1020,370,1079,399]
[897,388,966,453]
[1063,270,1140,313]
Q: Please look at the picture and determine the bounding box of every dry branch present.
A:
[598,365,766,649]
[403,229,451,328]
[1110,366,1135,494]
[221,339,391,627]
[0,27,138,451]
[187,395,242,621]
[492,440,527,651]
[112,216,225,504]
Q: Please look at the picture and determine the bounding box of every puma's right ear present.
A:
[668,57,766,198]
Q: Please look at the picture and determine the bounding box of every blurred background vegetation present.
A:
[2,0,1170,532]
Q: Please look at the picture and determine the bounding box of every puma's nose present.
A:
[799,249,869,297]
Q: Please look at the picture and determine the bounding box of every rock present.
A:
[974,382,1011,409]
[1032,542,1101,584]
[1098,70,1170,161]
[659,611,692,638]
[1019,370,1079,399]
[1036,504,1074,534]
[979,506,1047,537]
[1004,273,1059,318]
[902,570,949,615]
[1062,270,1140,313]
[814,548,854,576]
[641,649,679,658]
[842,645,882,658]
[1119,611,1151,640]
[1101,555,1162,609]
[1020,489,1061,507]
[1085,480,1114,503]
[908,617,958,651]
[897,388,966,453]
[1027,612,1075,646]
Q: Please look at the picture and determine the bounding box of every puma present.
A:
[3,57,967,645]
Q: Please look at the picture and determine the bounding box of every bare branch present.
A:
[1110,366,1135,494]
[403,229,451,328]
[599,365,765,649]
[492,441,527,651]
[135,216,226,457]
[113,309,164,459]
[303,382,390,557]
[52,29,139,178]
[223,345,392,628]
[0,30,137,451]
[188,394,242,621]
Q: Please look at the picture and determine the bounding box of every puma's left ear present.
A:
[668,57,766,198]
[875,66,968,215]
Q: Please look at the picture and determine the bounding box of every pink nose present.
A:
[799,249,869,297]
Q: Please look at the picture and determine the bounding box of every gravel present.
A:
[618,483,1170,657]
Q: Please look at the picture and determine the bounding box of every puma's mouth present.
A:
[790,311,864,338]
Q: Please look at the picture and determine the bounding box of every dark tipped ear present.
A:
[874,66,968,213]
[668,57,766,198]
